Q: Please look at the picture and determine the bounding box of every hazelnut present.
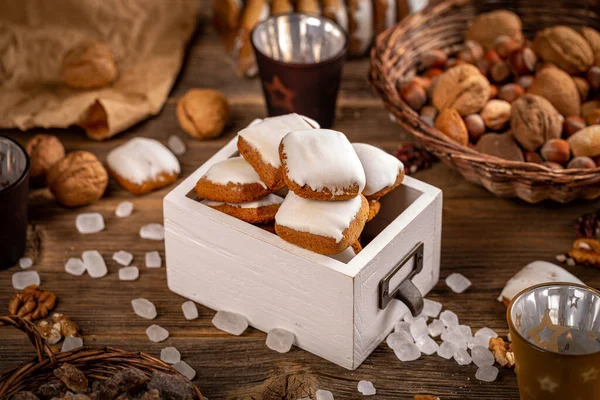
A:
[528,68,581,117]
[573,77,590,102]
[423,68,443,79]
[176,89,230,140]
[586,109,600,126]
[458,40,484,64]
[435,108,469,145]
[466,11,523,50]
[517,75,534,89]
[412,76,432,91]
[567,156,596,169]
[582,100,600,121]
[494,36,521,58]
[419,105,438,126]
[46,151,108,207]
[480,99,511,131]
[61,41,118,89]
[588,66,600,91]
[401,81,427,111]
[541,139,570,164]
[420,50,448,70]
[542,161,564,171]
[432,64,490,116]
[533,26,594,74]
[568,125,600,157]
[580,27,600,67]
[475,133,524,162]
[498,83,524,103]
[509,47,537,75]
[25,135,65,184]
[483,49,502,65]
[488,85,499,100]
[464,114,486,141]
[563,116,587,137]
[510,94,562,151]
[490,61,511,83]
[524,151,543,164]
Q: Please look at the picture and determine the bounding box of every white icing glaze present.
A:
[247,118,262,127]
[203,157,267,188]
[106,137,180,185]
[258,3,270,22]
[238,113,314,167]
[282,129,366,194]
[330,246,356,262]
[352,0,373,54]
[385,0,396,29]
[202,193,283,209]
[352,143,404,196]
[275,191,363,243]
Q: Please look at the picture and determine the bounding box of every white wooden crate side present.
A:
[164,199,356,368]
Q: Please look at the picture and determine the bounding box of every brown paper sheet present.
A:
[0,0,198,140]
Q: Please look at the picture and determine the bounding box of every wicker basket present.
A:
[0,316,203,398]
[369,0,600,204]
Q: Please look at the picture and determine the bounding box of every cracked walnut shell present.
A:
[177,89,230,140]
[25,134,65,183]
[432,64,490,116]
[533,26,594,74]
[61,41,118,89]
[46,151,108,207]
[510,94,562,151]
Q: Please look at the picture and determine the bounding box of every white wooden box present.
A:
[163,138,442,370]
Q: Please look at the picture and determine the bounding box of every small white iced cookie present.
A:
[237,113,318,189]
[202,194,284,223]
[106,137,180,195]
[323,0,349,31]
[374,0,397,34]
[352,143,404,200]
[195,156,270,203]
[274,191,369,254]
[347,0,374,56]
[280,129,366,200]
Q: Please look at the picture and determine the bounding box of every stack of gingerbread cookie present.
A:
[195,113,405,259]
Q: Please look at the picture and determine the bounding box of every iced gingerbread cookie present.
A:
[275,191,369,255]
[323,0,348,31]
[347,0,374,56]
[367,200,381,222]
[374,0,397,34]
[279,129,366,200]
[106,137,180,195]
[202,193,283,224]
[352,143,404,201]
[195,157,270,203]
[238,113,318,190]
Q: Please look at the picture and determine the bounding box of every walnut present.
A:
[568,238,600,267]
[528,67,580,117]
[25,134,65,184]
[8,285,56,321]
[510,94,562,151]
[581,27,600,66]
[52,313,80,337]
[176,89,230,140]
[432,64,490,116]
[466,10,523,50]
[533,26,594,74]
[475,133,524,162]
[489,337,515,368]
[61,41,118,89]
[567,125,600,157]
[46,151,108,207]
[37,320,62,345]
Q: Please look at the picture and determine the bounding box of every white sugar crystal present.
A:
[394,320,411,333]
[394,343,421,362]
[439,310,459,327]
[116,201,134,218]
[76,212,105,234]
[119,266,139,281]
[453,348,472,365]
[474,327,498,345]
[146,324,169,342]
[437,341,457,359]
[12,271,40,290]
[173,361,196,380]
[181,301,198,320]
[65,258,86,276]
[475,365,499,382]
[266,328,295,353]
[428,320,445,337]
[386,331,413,350]
[460,325,473,338]
[19,257,33,269]
[140,223,164,240]
[168,135,187,156]
[316,390,334,400]
[403,314,426,324]
[160,347,181,364]
[357,380,376,395]
[145,251,162,268]
[131,298,157,320]
[112,250,133,266]
[416,335,439,355]
[442,326,468,350]
[212,310,248,336]
[472,346,495,367]
[422,299,442,318]
[410,318,428,341]
[82,250,107,278]
[61,336,83,352]
[445,273,472,293]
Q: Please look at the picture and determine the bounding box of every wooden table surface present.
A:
[1,12,600,400]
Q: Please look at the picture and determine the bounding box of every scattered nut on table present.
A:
[8,285,56,321]
[176,88,230,140]
[61,41,118,89]
[25,134,65,185]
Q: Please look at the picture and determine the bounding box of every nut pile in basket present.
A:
[399,10,600,170]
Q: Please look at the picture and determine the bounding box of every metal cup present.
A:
[251,13,348,128]
[507,283,600,399]
[0,136,30,269]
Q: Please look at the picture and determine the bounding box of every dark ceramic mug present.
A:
[0,136,30,269]
[251,13,348,129]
